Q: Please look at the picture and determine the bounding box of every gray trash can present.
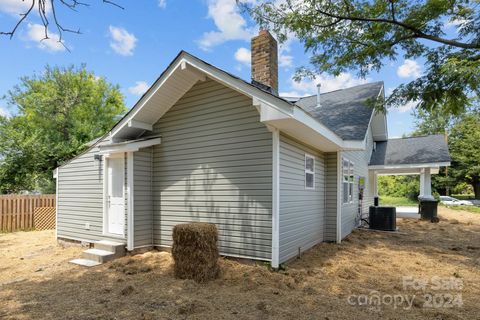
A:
[418,198,438,221]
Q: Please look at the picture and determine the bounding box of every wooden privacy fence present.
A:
[0,195,56,232]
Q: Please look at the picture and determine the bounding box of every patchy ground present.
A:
[1,207,480,320]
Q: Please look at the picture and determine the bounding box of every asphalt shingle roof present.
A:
[369,135,451,166]
[293,82,384,141]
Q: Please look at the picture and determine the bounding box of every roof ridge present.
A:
[387,134,444,141]
[290,81,384,100]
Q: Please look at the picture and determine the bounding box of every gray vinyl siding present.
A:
[279,134,325,263]
[57,142,128,243]
[325,152,338,242]
[133,148,153,248]
[151,79,273,260]
[340,127,375,238]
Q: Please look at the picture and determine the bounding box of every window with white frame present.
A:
[305,154,315,189]
[342,158,354,204]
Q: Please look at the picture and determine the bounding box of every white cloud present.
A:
[279,53,293,68]
[235,39,294,69]
[279,91,310,98]
[0,106,9,118]
[386,87,394,96]
[0,0,31,15]
[0,0,50,16]
[234,47,251,66]
[277,35,294,68]
[200,1,295,68]
[281,72,369,97]
[25,23,66,52]
[158,0,167,9]
[108,26,137,56]
[397,59,421,78]
[396,100,419,113]
[198,0,256,50]
[128,81,149,95]
[445,18,468,28]
[386,87,419,113]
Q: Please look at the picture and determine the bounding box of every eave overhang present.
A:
[109,51,367,152]
[98,137,161,156]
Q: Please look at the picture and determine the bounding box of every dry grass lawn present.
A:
[1,207,480,320]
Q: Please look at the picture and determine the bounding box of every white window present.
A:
[305,154,315,190]
[342,158,354,204]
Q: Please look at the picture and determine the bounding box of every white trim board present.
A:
[98,138,161,155]
[155,245,271,262]
[304,153,315,190]
[368,162,450,170]
[336,152,342,243]
[102,154,126,239]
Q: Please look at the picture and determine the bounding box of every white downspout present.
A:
[127,152,134,250]
[53,168,59,240]
[271,127,280,268]
[336,152,342,243]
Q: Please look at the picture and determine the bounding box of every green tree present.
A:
[412,108,453,136]
[0,65,126,194]
[412,106,480,198]
[411,108,456,196]
[449,113,480,199]
[378,175,420,200]
[246,0,480,114]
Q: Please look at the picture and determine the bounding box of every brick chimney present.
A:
[251,30,278,95]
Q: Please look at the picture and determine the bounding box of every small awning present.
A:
[369,135,451,174]
[98,135,161,155]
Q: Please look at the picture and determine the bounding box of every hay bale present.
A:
[172,222,220,282]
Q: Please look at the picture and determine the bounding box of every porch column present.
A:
[419,168,433,199]
[373,171,378,197]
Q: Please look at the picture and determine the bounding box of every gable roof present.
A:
[59,51,390,170]
[108,50,371,152]
[293,82,384,140]
[369,135,451,167]
[109,50,297,141]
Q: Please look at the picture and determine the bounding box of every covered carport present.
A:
[368,135,451,217]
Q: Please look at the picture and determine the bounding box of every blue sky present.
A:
[0,0,444,138]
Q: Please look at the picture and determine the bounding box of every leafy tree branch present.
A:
[245,0,480,115]
[0,0,123,50]
[0,65,126,193]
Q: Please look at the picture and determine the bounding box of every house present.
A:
[55,30,450,268]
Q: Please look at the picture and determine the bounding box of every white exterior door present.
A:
[106,157,125,235]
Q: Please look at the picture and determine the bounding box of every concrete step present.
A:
[82,248,120,263]
[69,259,102,267]
[94,240,126,255]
